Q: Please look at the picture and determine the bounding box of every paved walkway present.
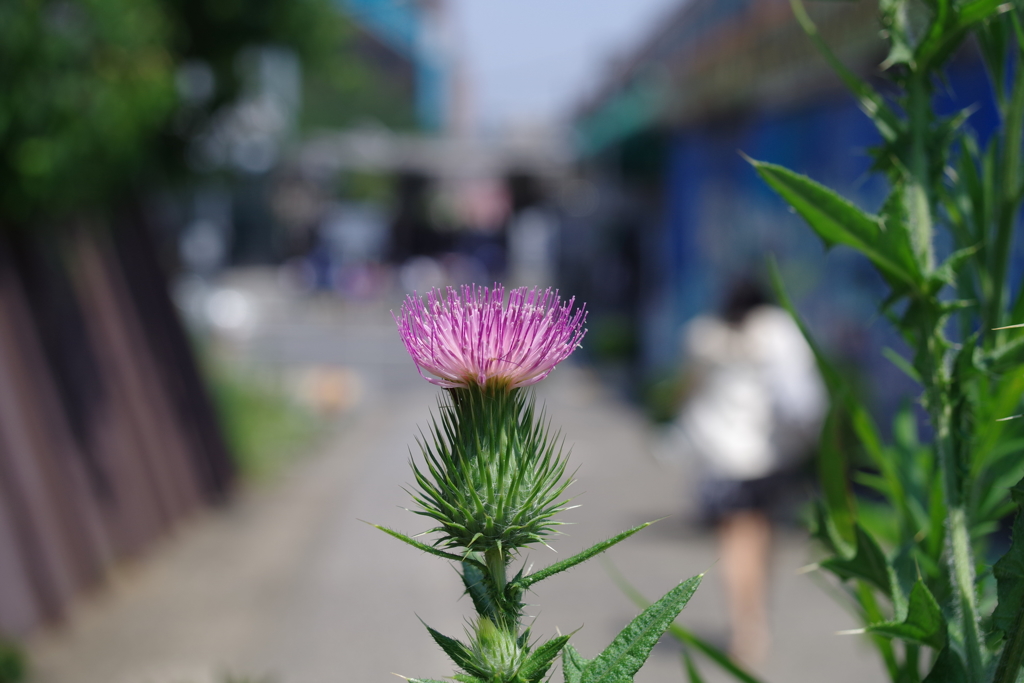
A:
[26,292,883,683]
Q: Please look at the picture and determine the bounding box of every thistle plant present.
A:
[377,284,704,683]
[731,1,1024,681]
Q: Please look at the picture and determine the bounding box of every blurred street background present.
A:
[0,0,1009,681]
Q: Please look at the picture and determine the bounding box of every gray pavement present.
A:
[26,288,884,683]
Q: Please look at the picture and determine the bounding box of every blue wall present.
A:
[651,57,1006,418]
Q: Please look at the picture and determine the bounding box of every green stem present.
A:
[485,547,508,605]
[903,644,920,683]
[948,505,984,676]
[857,581,899,679]
[928,341,984,676]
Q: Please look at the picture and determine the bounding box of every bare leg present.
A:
[718,509,772,669]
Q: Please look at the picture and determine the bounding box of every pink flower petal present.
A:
[394,284,587,389]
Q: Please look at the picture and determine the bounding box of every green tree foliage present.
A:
[0,0,414,228]
[0,0,175,222]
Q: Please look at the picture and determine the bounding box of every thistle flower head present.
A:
[395,284,587,390]
[410,387,573,554]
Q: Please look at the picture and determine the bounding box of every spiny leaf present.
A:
[519,635,570,682]
[767,257,844,392]
[922,646,969,682]
[820,524,893,596]
[985,334,1024,373]
[515,521,656,590]
[817,409,858,552]
[771,260,907,528]
[750,159,922,292]
[461,562,503,623]
[370,523,482,567]
[867,580,946,649]
[788,0,902,141]
[992,479,1024,683]
[932,244,981,287]
[421,621,474,672]
[958,0,1010,27]
[581,574,702,683]
[605,559,766,683]
[562,644,589,683]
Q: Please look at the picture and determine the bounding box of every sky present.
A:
[446,0,684,131]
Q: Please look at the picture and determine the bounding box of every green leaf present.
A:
[994,486,1024,624]
[452,676,487,683]
[771,260,914,545]
[580,575,703,683]
[669,626,763,683]
[878,185,929,286]
[818,408,859,552]
[922,646,969,682]
[883,347,922,384]
[992,480,1024,683]
[681,648,706,683]
[820,525,893,596]
[958,0,1009,27]
[460,562,500,623]
[768,257,845,395]
[405,679,456,683]
[932,244,981,288]
[519,635,570,683]
[855,581,900,679]
[605,560,766,683]
[515,521,656,590]
[370,523,482,567]
[789,0,903,141]
[867,581,946,649]
[849,402,903,505]
[562,644,589,683]
[989,330,1024,372]
[421,621,474,672]
[878,0,920,69]
[881,31,916,70]
[751,159,921,291]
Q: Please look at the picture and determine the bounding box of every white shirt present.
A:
[678,306,827,480]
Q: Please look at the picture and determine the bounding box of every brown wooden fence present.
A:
[0,218,234,637]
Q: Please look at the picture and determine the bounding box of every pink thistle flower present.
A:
[394,284,587,390]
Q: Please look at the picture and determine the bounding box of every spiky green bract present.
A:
[410,385,573,556]
[421,617,570,683]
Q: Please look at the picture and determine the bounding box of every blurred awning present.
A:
[574,0,883,157]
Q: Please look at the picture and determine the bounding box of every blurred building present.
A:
[340,0,454,132]
[568,0,1001,412]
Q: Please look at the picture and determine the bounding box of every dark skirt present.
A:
[699,468,808,525]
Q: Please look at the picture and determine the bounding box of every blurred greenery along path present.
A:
[208,355,324,480]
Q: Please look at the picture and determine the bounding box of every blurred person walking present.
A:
[675,278,826,669]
